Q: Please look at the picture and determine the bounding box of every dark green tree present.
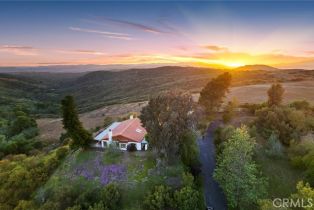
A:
[173,186,201,210]
[140,91,194,162]
[199,72,232,114]
[222,98,238,124]
[61,96,92,149]
[100,184,121,210]
[143,185,173,210]
[8,115,37,137]
[267,83,284,106]
[179,131,200,176]
[255,106,308,145]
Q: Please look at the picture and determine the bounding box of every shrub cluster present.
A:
[144,173,201,210]
[0,146,69,209]
[0,105,41,159]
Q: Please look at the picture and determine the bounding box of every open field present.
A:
[194,80,314,104]
[226,81,314,104]
[38,80,314,142]
[37,101,147,142]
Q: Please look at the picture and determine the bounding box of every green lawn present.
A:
[255,147,305,198]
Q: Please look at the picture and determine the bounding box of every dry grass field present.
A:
[226,81,314,104]
[38,80,314,142]
[193,81,314,104]
[37,101,147,142]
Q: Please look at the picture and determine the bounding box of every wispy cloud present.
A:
[56,49,106,56]
[69,27,133,40]
[204,45,228,52]
[90,17,166,34]
[0,45,38,56]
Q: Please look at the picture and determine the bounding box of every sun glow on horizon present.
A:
[223,62,246,68]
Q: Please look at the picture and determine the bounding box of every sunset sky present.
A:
[1,1,314,69]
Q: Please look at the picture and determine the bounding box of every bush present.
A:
[101,184,121,210]
[288,139,314,185]
[265,132,283,158]
[14,200,37,210]
[0,147,69,209]
[56,146,69,160]
[222,99,238,124]
[290,100,310,110]
[173,186,201,210]
[290,181,314,207]
[67,205,82,210]
[241,103,266,115]
[182,172,194,187]
[255,106,310,145]
[88,202,108,210]
[179,131,200,175]
[8,115,37,137]
[144,185,173,210]
[213,125,235,155]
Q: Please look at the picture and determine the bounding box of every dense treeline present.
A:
[0,105,42,159]
[0,146,69,209]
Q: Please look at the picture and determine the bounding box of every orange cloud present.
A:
[55,49,107,56]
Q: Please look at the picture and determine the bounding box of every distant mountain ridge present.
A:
[234,65,279,71]
[0,63,188,73]
[1,63,312,73]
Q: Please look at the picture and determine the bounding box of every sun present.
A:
[224,62,245,68]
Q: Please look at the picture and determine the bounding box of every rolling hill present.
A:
[234,64,278,71]
[2,66,314,116]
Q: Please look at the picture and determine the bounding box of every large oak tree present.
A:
[140,91,194,162]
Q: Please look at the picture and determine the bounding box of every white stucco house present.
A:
[93,116,148,151]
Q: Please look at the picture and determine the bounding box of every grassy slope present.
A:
[230,112,305,198]
[39,149,184,210]
[255,147,304,198]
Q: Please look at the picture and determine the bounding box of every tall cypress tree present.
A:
[61,96,92,149]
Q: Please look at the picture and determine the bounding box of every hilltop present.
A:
[234,64,278,71]
[1,66,314,116]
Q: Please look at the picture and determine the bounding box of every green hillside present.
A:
[1,66,314,115]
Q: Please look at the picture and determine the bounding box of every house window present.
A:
[120,143,127,149]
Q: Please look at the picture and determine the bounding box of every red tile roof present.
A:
[102,118,147,143]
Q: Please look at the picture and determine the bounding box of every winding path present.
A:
[198,121,227,210]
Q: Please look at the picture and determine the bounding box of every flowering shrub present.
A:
[71,152,126,185]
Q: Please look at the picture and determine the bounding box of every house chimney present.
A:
[108,129,113,143]
[130,115,134,119]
